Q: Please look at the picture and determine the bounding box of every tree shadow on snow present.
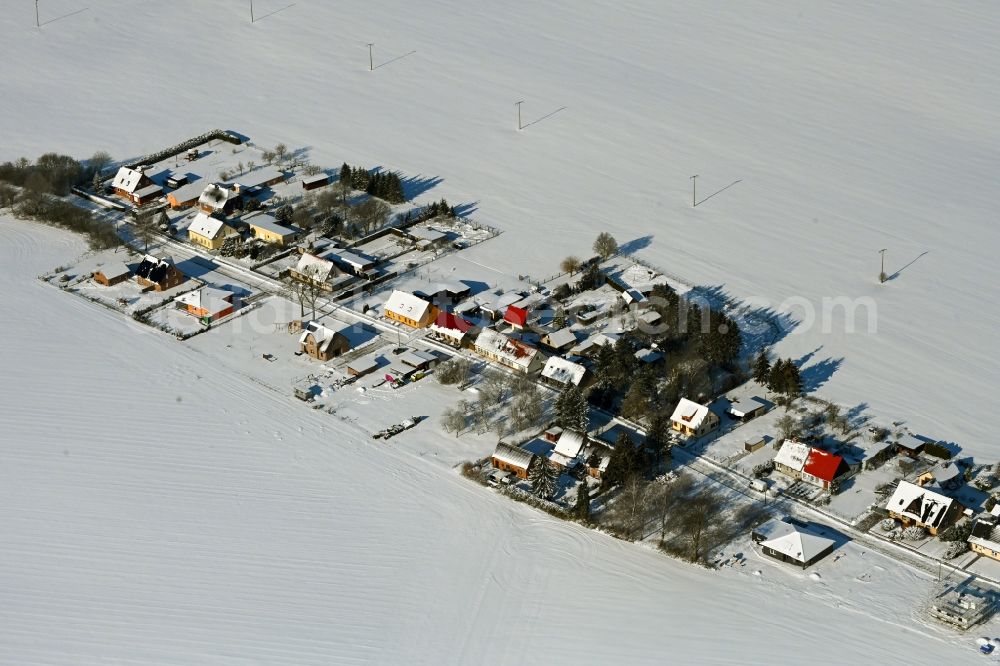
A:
[799,356,843,393]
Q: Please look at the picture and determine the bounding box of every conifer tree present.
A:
[529,457,559,499]
[556,385,589,433]
[753,349,771,386]
[575,482,591,522]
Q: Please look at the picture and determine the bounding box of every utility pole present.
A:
[515,100,524,130]
[367,43,374,71]
[36,1,40,28]
[690,174,699,207]
[250,0,254,23]
[879,248,887,283]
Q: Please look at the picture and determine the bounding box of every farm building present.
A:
[405,227,448,250]
[301,172,331,190]
[429,312,474,347]
[247,213,297,246]
[474,328,543,374]
[188,212,239,250]
[347,355,380,377]
[491,443,534,479]
[385,290,437,328]
[299,321,350,362]
[92,261,131,287]
[886,480,963,535]
[111,166,163,205]
[669,398,719,437]
[226,167,285,195]
[895,433,927,457]
[540,356,587,388]
[327,250,377,276]
[174,287,237,323]
[134,254,184,291]
[198,184,241,216]
[289,252,339,288]
[415,282,471,306]
[751,518,836,569]
[166,179,205,209]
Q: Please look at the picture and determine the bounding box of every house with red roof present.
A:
[504,305,530,330]
[429,312,474,347]
[801,448,847,491]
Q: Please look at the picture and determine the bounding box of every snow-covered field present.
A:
[0,216,989,665]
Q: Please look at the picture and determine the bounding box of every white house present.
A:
[540,356,587,387]
[886,480,962,535]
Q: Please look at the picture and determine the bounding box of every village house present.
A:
[92,261,131,287]
[111,166,163,205]
[301,172,331,191]
[429,312,474,347]
[165,179,205,209]
[541,327,577,352]
[583,441,613,480]
[289,252,339,289]
[188,212,239,250]
[198,183,241,216]
[549,430,586,469]
[503,305,530,330]
[751,518,836,569]
[773,439,848,491]
[969,512,1000,561]
[480,291,524,321]
[299,321,350,362]
[886,480,963,535]
[540,355,588,388]
[491,443,535,479]
[415,282,472,307]
[634,348,664,364]
[669,397,719,437]
[474,328,544,374]
[385,290,437,328]
[174,287,237,323]
[134,254,184,291]
[246,213,297,246]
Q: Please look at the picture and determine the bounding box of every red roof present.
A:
[504,305,529,326]
[802,448,844,482]
[435,312,473,333]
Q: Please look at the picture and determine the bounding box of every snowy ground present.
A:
[2,218,996,664]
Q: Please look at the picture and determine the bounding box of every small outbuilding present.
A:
[491,443,535,479]
[301,172,331,191]
[347,355,380,377]
[727,396,768,420]
[166,180,205,209]
[92,261,131,287]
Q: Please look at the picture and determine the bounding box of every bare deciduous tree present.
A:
[354,198,391,234]
[593,232,618,259]
[560,256,582,275]
[134,209,157,253]
[89,150,113,176]
[262,150,276,166]
[275,143,288,162]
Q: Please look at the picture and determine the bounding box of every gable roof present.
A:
[761,530,835,564]
[774,439,811,472]
[294,253,336,281]
[541,356,587,386]
[474,328,540,370]
[431,312,473,338]
[134,183,163,199]
[167,179,205,203]
[504,305,529,326]
[802,448,844,482]
[188,212,231,240]
[175,287,234,315]
[299,321,347,353]
[112,167,147,194]
[135,254,176,283]
[896,433,927,451]
[887,480,956,529]
[492,443,534,469]
[386,290,433,322]
[669,398,711,429]
[544,328,577,349]
[554,430,586,459]
[226,167,284,190]
[728,396,767,416]
[246,213,296,237]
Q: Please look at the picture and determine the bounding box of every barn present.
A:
[92,261,131,287]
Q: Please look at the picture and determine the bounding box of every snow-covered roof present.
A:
[669,398,712,429]
[188,212,231,240]
[386,290,433,322]
[299,321,346,353]
[545,328,577,349]
[929,462,962,484]
[774,439,811,472]
[247,213,296,237]
[96,261,131,280]
[483,291,524,313]
[301,172,330,186]
[512,292,547,311]
[398,350,435,368]
[541,356,587,386]
[347,354,380,374]
[174,287,234,315]
[198,183,238,209]
[886,480,956,529]
[619,263,668,294]
[408,227,446,242]
[634,348,663,363]
[294,253,336,281]
[621,288,646,305]
[492,443,534,469]
[328,250,375,270]
[133,183,163,199]
[969,518,1000,552]
[638,310,662,325]
[474,328,540,370]
[728,396,767,416]
[896,433,927,451]
[761,530,835,564]
[112,167,146,194]
[226,167,285,189]
[167,179,205,203]
[430,312,473,339]
[554,430,586,459]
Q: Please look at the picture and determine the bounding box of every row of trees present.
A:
[0,151,110,197]
[339,163,406,204]
[752,351,803,397]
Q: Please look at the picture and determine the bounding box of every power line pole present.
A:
[515,100,524,130]
[690,174,699,207]
[878,248,887,283]
[36,1,40,27]
[250,0,254,23]
[367,43,374,71]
